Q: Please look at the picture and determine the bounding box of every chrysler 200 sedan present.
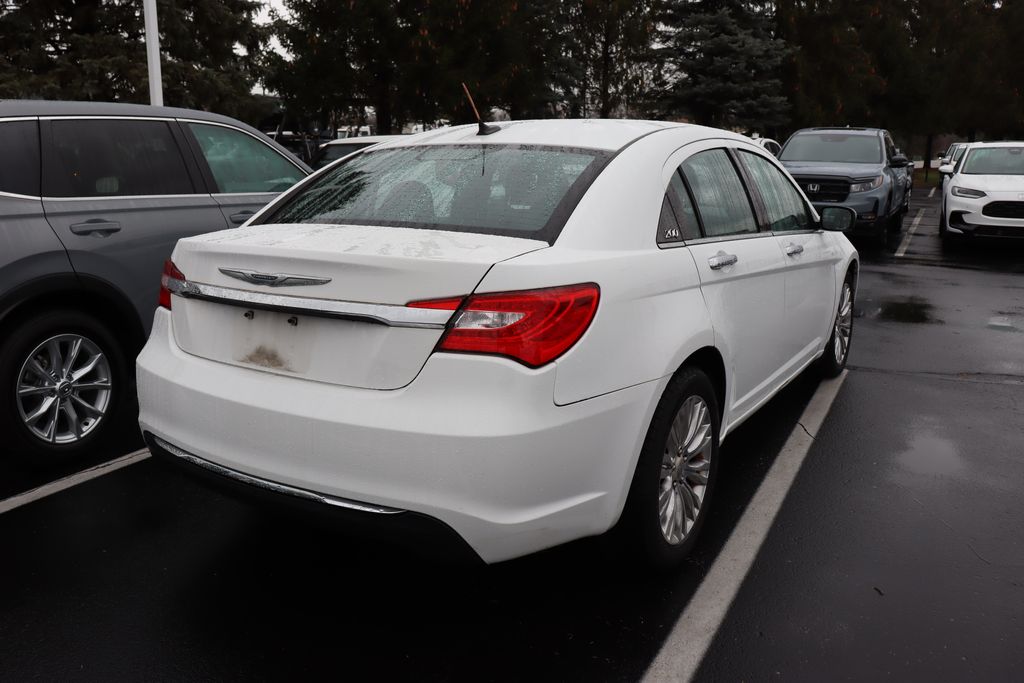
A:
[138,120,858,566]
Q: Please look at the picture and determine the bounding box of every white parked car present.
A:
[310,134,405,170]
[940,141,1024,241]
[751,135,782,157]
[138,120,859,566]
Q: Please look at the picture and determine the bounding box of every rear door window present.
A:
[46,119,195,198]
[0,120,40,197]
[187,123,305,194]
[681,149,758,238]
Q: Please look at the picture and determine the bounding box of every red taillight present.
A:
[159,260,186,309]
[409,283,600,368]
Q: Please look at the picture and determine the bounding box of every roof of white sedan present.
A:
[373,119,694,152]
[322,135,405,148]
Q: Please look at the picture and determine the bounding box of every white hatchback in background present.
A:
[940,142,1024,241]
[138,120,859,566]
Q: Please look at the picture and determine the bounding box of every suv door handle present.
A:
[784,243,804,256]
[708,252,739,270]
[229,210,256,225]
[69,220,121,236]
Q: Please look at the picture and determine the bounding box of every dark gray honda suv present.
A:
[780,127,912,246]
[0,101,309,464]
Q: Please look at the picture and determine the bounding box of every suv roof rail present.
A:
[807,126,875,132]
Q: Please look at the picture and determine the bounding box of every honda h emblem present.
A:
[807,183,821,193]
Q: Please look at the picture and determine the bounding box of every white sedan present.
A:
[940,142,1024,241]
[138,120,858,566]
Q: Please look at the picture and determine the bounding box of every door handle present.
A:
[229,210,256,225]
[708,252,739,270]
[69,220,121,236]
[784,243,804,256]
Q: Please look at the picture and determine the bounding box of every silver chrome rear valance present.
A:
[167,279,453,329]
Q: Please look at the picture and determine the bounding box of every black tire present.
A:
[873,219,888,249]
[618,367,721,570]
[0,309,132,466]
[819,274,855,378]
[890,208,904,234]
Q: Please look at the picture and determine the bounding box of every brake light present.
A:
[159,260,186,309]
[409,283,600,367]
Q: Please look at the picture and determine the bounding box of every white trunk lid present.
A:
[169,223,546,389]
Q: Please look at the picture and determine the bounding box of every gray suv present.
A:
[779,127,912,246]
[0,101,309,463]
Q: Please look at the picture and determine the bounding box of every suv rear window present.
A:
[0,120,40,197]
[263,144,611,243]
[780,133,882,164]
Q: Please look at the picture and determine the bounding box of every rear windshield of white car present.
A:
[961,147,1024,175]
[262,144,612,243]
[780,133,882,164]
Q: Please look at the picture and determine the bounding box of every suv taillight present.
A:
[159,260,187,309]
[409,283,600,368]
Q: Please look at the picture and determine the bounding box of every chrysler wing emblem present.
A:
[219,268,332,287]
[807,183,821,193]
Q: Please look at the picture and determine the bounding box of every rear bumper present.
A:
[144,432,483,564]
[137,308,661,563]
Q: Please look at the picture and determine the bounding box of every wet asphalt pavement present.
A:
[695,190,1024,680]
[1,188,1022,680]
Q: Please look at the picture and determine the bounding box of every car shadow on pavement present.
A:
[0,425,143,500]
[138,372,821,681]
[0,374,819,681]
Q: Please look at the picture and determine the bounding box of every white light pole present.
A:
[143,0,163,106]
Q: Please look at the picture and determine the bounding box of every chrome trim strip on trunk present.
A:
[167,279,453,329]
[151,435,405,515]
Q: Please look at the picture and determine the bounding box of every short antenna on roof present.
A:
[461,82,500,136]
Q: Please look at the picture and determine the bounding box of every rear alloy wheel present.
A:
[819,279,854,377]
[658,396,713,546]
[16,334,112,444]
[620,367,720,569]
[0,310,130,465]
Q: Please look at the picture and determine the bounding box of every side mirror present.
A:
[890,154,910,168]
[938,164,954,175]
[820,206,856,232]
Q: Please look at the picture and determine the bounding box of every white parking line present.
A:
[928,187,936,198]
[895,208,925,258]
[0,449,150,515]
[643,371,848,683]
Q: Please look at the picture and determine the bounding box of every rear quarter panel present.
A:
[0,195,75,318]
[477,127,720,406]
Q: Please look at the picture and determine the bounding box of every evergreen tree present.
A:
[561,0,658,118]
[0,0,267,120]
[660,0,789,130]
